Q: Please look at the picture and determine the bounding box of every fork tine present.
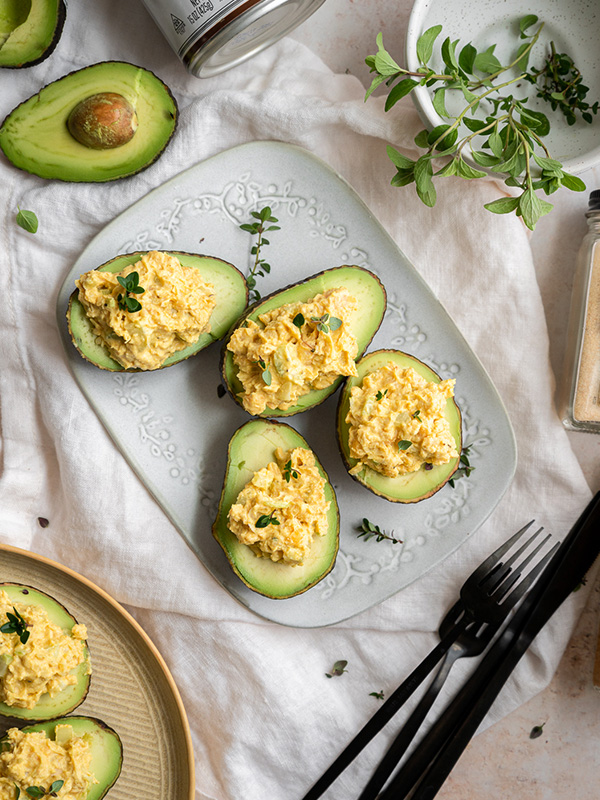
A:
[498,540,561,608]
[468,520,536,583]
[485,527,548,594]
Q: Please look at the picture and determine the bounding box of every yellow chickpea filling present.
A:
[346,362,458,477]
[227,448,330,565]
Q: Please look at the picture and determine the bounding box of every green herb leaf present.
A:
[370,690,385,700]
[326,659,348,678]
[376,389,388,401]
[256,512,280,528]
[357,518,402,545]
[529,722,545,739]
[1,607,30,645]
[282,460,299,483]
[387,145,414,170]
[240,206,280,304]
[519,15,539,37]
[416,25,443,65]
[560,173,586,192]
[16,208,38,234]
[458,42,477,75]
[473,45,501,74]
[293,313,305,329]
[385,78,418,111]
[398,440,412,451]
[484,196,521,215]
[519,188,553,231]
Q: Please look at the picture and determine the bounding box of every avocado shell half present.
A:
[221,265,387,417]
[0,60,177,181]
[0,0,66,68]
[4,715,123,800]
[213,419,340,599]
[67,250,249,372]
[337,349,462,503]
[0,583,91,721]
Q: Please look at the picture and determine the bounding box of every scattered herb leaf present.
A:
[358,518,403,545]
[1,607,30,644]
[370,690,385,700]
[117,271,145,313]
[239,206,280,303]
[529,722,545,739]
[398,440,412,451]
[24,783,62,799]
[37,517,49,528]
[16,208,38,234]
[326,659,348,678]
[365,20,595,229]
[256,511,280,528]
[311,313,343,334]
[376,389,388,401]
[413,409,421,419]
[282,459,299,483]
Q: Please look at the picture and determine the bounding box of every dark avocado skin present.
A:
[0,583,91,721]
[213,419,340,599]
[221,265,387,418]
[0,61,178,182]
[2,715,123,800]
[337,349,462,503]
[0,0,66,68]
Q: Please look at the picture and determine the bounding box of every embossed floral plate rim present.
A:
[0,543,195,799]
[56,141,517,627]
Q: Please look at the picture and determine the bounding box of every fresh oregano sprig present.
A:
[365,17,591,230]
[311,313,342,334]
[239,206,280,303]
[117,271,145,313]
[22,781,64,798]
[1,607,30,645]
[358,518,402,545]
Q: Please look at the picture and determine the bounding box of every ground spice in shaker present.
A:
[562,190,600,432]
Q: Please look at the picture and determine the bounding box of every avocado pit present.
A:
[67,92,138,149]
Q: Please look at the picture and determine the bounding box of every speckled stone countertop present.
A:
[292,1,600,795]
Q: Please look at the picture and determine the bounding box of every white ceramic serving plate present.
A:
[406,0,600,174]
[56,141,516,627]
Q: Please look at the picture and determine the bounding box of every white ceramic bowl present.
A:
[405,0,600,175]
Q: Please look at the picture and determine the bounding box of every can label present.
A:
[142,0,249,57]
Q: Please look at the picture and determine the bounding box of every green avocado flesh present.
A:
[0,584,91,720]
[67,251,248,372]
[0,61,177,181]
[213,419,340,599]
[337,350,462,503]
[221,265,387,417]
[0,0,65,68]
[8,716,123,800]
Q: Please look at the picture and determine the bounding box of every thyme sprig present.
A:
[117,271,144,313]
[311,313,342,334]
[358,518,402,545]
[282,460,299,483]
[256,511,280,528]
[1,607,30,645]
[365,16,591,230]
[20,781,64,798]
[239,206,280,303]
[449,445,475,487]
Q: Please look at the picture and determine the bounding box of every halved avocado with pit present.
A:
[221,265,387,417]
[4,715,123,800]
[337,349,462,503]
[213,419,340,598]
[0,584,91,720]
[0,61,177,181]
[0,0,66,68]
[67,250,248,372]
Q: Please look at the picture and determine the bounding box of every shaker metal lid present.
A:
[186,0,326,78]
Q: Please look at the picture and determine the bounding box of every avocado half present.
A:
[337,349,462,503]
[67,250,248,372]
[213,419,340,599]
[221,265,387,417]
[0,583,91,720]
[0,0,66,68]
[0,61,177,181]
[4,716,123,800]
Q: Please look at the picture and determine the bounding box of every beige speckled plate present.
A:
[0,544,194,800]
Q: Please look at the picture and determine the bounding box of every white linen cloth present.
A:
[0,2,594,798]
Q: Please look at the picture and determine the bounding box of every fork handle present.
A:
[356,646,463,800]
[300,609,468,800]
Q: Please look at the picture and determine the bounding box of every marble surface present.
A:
[291,2,600,796]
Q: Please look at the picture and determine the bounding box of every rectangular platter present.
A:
[56,141,517,627]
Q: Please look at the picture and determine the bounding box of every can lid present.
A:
[588,190,600,211]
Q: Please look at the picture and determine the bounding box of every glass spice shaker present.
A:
[561,189,600,433]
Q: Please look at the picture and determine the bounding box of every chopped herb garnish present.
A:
[282,460,299,483]
[239,206,280,303]
[1,607,30,644]
[398,440,412,451]
[358,518,402,545]
[256,511,280,528]
[326,659,348,678]
[376,389,388,401]
[117,271,145,313]
[370,690,385,700]
[16,208,38,234]
[449,444,475,487]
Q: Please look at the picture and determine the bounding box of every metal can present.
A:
[141,0,326,78]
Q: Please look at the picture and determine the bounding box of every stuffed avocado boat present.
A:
[213,419,340,599]
[221,265,386,417]
[0,583,91,721]
[67,250,248,372]
[337,349,462,503]
[0,715,123,800]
